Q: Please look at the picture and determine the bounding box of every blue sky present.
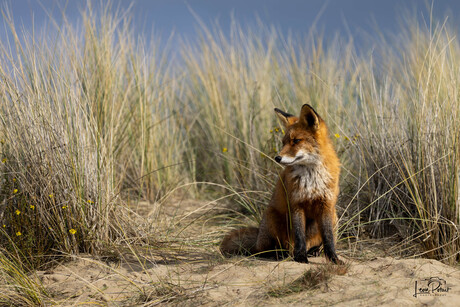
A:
[1,0,460,49]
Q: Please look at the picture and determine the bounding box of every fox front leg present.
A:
[318,213,342,264]
[292,210,308,263]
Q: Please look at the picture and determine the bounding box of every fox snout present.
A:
[275,154,302,165]
[275,151,321,166]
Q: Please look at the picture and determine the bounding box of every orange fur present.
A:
[220,104,342,264]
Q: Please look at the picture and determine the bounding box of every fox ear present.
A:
[274,108,297,127]
[299,104,320,131]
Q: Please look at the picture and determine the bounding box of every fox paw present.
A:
[329,255,344,265]
[293,251,309,263]
[333,258,344,265]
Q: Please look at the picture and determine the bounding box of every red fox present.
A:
[220,104,342,264]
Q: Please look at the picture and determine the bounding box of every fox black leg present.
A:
[318,214,342,264]
[292,210,308,263]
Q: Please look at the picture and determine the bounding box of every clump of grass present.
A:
[0,3,190,268]
[137,283,187,305]
[340,15,460,263]
[268,263,348,297]
[0,5,120,266]
[0,247,49,306]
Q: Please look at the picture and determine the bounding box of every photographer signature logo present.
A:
[414,277,451,297]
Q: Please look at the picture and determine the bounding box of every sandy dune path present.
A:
[37,200,460,306]
[38,254,460,306]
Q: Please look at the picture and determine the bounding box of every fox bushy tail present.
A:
[220,227,259,256]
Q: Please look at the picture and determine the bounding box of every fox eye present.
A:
[293,138,301,145]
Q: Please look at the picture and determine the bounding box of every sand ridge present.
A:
[37,255,460,306]
[36,200,460,306]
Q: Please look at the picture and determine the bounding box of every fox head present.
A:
[274,104,326,166]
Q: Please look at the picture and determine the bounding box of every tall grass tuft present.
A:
[0,247,48,306]
[0,3,190,268]
[343,17,460,263]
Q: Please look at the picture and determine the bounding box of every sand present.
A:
[36,200,460,306]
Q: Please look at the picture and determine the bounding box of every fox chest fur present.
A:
[286,162,333,203]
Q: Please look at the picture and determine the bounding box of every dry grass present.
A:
[0,2,188,266]
[338,16,460,263]
[267,262,349,297]
[0,248,48,306]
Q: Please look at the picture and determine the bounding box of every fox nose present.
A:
[275,156,282,163]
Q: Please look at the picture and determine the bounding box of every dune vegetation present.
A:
[0,2,458,305]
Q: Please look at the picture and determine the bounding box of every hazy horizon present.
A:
[2,0,459,51]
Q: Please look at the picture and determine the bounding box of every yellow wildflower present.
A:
[275,128,279,132]
[62,205,67,209]
[87,199,94,204]
[12,178,16,182]
[16,231,21,236]
[15,209,20,215]
[334,133,340,138]
[13,189,18,194]
[1,158,6,163]
[222,147,228,153]
[352,134,359,144]
[69,229,77,235]
[49,193,54,198]
[30,205,35,210]
[2,224,6,228]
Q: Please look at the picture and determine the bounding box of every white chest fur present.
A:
[288,163,333,202]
